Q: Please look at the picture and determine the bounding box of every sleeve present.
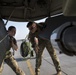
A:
[9,36,17,46]
[13,38,17,46]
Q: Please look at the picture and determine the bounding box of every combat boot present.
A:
[35,68,40,75]
[35,72,40,75]
[56,71,62,75]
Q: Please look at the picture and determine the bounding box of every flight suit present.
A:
[0,37,25,75]
[28,27,61,75]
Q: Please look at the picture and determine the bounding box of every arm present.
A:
[34,37,39,54]
[11,41,18,51]
[28,33,39,54]
[10,37,18,51]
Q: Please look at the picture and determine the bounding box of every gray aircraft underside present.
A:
[0,0,76,21]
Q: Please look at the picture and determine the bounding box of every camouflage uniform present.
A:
[28,27,61,75]
[0,37,25,75]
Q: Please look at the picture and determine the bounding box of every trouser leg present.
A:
[5,55,25,75]
[46,41,61,73]
[0,62,4,75]
[35,54,41,75]
[50,50,61,72]
[35,46,44,75]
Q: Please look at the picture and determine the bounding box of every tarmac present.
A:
[2,40,76,75]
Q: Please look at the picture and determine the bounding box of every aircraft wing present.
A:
[0,0,76,22]
[0,0,63,22]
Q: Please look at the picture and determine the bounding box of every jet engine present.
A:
[51,22,76,56]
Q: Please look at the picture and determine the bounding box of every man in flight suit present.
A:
[0,26,25,75]
[27,21,62,75]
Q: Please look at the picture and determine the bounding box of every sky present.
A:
[4,18,46,40]
[3,13,62,40]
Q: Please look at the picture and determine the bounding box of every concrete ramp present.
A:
[2,40,76,75]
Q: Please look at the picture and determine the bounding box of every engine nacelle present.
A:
[51,22,76,56]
